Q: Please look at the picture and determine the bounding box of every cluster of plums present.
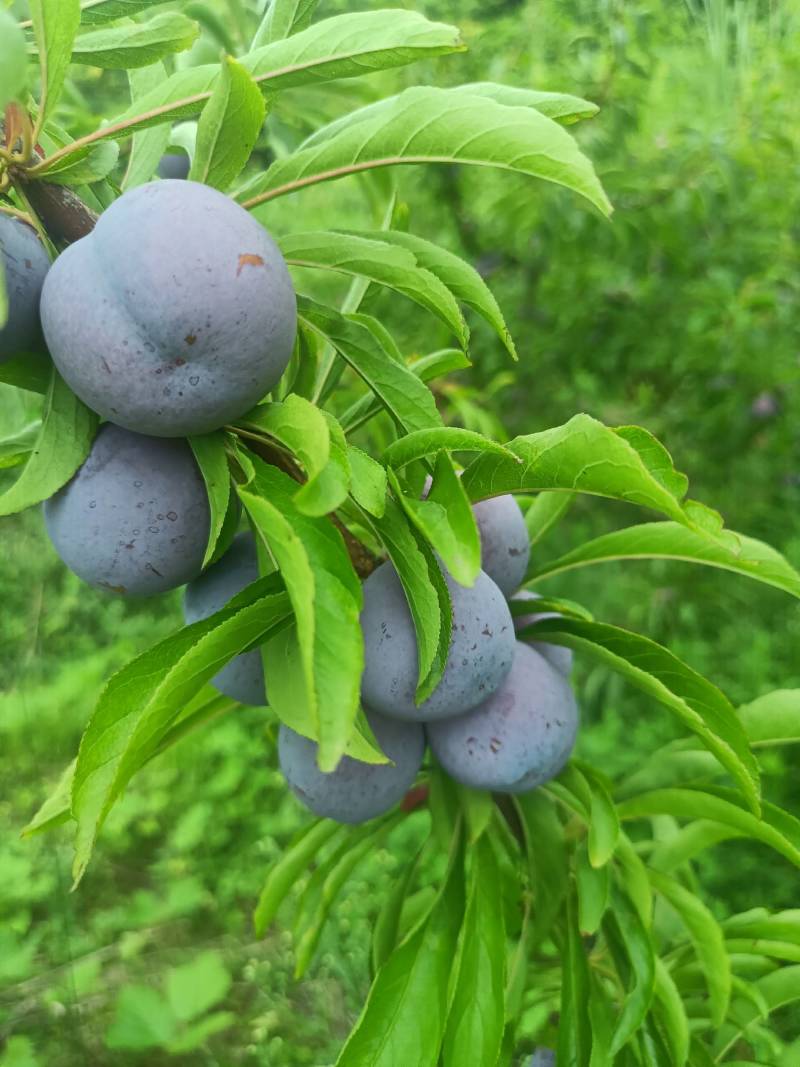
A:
[1,177,578,826]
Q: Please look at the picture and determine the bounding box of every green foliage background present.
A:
[2,0,799,1064]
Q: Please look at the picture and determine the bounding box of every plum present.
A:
[0,215,50,363]
[279,710,425,824]
[512,590,574,676]
[530,1051,556,1067]
[40,180,297,437]
[427,641,578,793]
[157,153,190,180]
[44,424,210,596]
[472,493,530,595]
[360,561,514,723]
[183,531,267,706]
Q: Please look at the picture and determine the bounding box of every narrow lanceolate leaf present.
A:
[451,82,599,125]
[382,427,515,469]
[238,456,363,770]
[35,140,120,185]
[123,63,170,188]
[190,55,266,191]
[389,454,481,588]
[353,229,516,358]
[515,792,568,947]
[580,764,620,867]
[604,888,656,1055]
[298,298,442,435]
[189,432,232,568]
[240,86,611,215]
[575,842,609,935]
[442,837,505,1067]
[348,446,386,518]
[461,416,688,523]
[739,690,800,747]
[77,0,173,26]
[530,521,800,602]
[369,496,451,702]
[280,231,468,348]
[336,833,466,1067]
[649,868,731,1027]
[525,490,574,547]
[22,758,76,837]
[29,0,81,125]
[254,819,340,936]
[0,371,98,517]
[617,788,800,867]
[0,11,28,109]
[252,0,319,47]
[68,10,462,151]
[652,959,690,1067]
[525,617,760,813]
[558,885,592,1067]
[67,12,199,69]
[71,578,291,884]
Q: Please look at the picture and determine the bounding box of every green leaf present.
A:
[0,351,52,394]
[78,0,173,26]
[106,985,175,1050]
[558,883,592,1067]
[241,86,611,216]
[123,63,171,188]
[166,951,230,1021]
[617,788,800,867]
[190,55,266,191]
[91,10,462,147]
[166,1011,236,1054]
[739,690,800,747]
[649,869,730,1026]
[442,836,505,1067]
[604,887,656,1055]
[240,396,330,483]
[0,10,28,108]
[281,230,468,347]
[382,427,515,469]
[581,764,620,867]
[371,844,424,975]
[531,520,800,602]
[369,496,451,702]
[410,348,472,382]
[652,958,690,1067]
[525,490,574,547]
[298,297,442,435]
[293,817,398,978]
[34,139,120,184]
[238,455,362,770]
[389,453,481,587]
[68,12,199,68]
[462,416,687,521]
[253,818,340,936]
[21,758,76,837]
[0,370,98,517]
[0,420,40,470]
[526,617,761,814]
[71,578,290,884]
[649,820,743,873]
[451,82,599,125]
[189,432,232,569]
[336,831,466,1067]
[357,229,516,359]
[456,785,494,844]
[575,841,609,935]
[514,791,568,947]
[348,446,386,518]
[713,966,800,1059]
[29,0,80,125]
[252,0,319,47]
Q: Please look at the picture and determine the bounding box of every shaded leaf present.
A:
[254,819,340,936]
[189,432,232,568]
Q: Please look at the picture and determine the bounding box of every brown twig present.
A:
[17,179,98,244]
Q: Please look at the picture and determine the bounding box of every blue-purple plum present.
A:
[427,641,578,793]
[44,424,210,596]
[360,561,514,723]
[513,590,574,676]
[0,215,50,363]
[183,532,267,706]
[530,1051,556,1067]
[40,180,297,437]
[279,710,425,824]
[472,494,530,595]
[157,153,190,180]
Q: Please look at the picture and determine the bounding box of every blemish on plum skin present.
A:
[237,253,265,276]
[184,334,196,346]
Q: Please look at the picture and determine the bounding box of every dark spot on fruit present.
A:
[184,334,196,346]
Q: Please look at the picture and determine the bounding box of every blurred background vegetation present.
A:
[2,0,799,1063]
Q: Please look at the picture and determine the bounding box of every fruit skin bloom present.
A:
[359,561,515,723]
[427,641,578,793]
[40,179,297,438]
[0,215,50,363]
